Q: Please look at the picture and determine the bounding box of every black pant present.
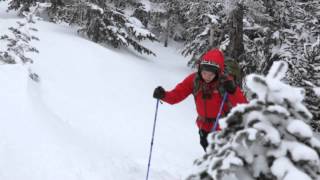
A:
[199,129,209,152]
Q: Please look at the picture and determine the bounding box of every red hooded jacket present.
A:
[161,49,247,132]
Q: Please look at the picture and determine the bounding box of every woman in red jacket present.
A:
[153,49,247,151]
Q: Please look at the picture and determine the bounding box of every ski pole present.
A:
[212,93,228,132]
[146,99,160,180]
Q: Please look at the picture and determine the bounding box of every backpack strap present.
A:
[217,81,232,115]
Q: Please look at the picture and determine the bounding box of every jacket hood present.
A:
[200,49,225,75]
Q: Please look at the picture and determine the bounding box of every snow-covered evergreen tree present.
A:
[0,11,39,64]
[181,0,269,69]
[0,8,40,82]
[132,1,149,27]
[51,0,157,55]
[146,0,185,47]
[5,0,62,16]
[187,61,320,180]
[147,0,166,39]
[7,0,39,15]
[266,0,320,131]
[304,39,320,131]
[161,0,182,47]
[181,0,224,67]
[6,0,157,55]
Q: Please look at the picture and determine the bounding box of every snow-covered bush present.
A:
[187,61,320,180]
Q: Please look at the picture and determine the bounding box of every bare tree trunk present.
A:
[226,3,244,59]
[260,0,277,75]
[208,24,221,50]
[164,19,169,47]
[209,25,215,48]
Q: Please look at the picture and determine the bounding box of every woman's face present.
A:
[201,70,217,83]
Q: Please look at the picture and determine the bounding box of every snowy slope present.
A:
[0,2,202,180]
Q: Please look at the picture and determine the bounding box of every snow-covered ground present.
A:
[0,2,202,180]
